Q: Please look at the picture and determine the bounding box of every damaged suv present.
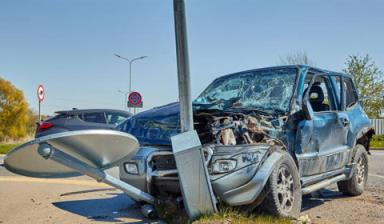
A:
[117,65,374,217]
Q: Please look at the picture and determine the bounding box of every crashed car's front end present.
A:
[118,67,298,206]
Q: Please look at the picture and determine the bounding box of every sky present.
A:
[1,0,383,115]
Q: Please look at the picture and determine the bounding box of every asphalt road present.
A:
[0,151,384,224]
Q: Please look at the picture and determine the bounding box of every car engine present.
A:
[194,111,285,147]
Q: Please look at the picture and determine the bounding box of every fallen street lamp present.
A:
[114,54,147,113]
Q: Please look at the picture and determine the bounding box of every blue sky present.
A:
[1,0,383,115]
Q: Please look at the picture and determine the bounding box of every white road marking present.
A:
[369,173,384,179]
[0,176,109,187]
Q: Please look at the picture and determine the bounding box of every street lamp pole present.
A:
[114,54,147,112]
[117,90,129,110]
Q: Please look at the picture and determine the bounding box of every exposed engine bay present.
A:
[194,111,286,148]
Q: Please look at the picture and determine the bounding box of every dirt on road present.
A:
[300,185,384,224]
[298,152,384,224]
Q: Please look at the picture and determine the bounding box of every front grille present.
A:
[150,154,177,171]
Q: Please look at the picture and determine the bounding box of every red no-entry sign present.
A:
[128,91,142,107]
[37,85,45,102]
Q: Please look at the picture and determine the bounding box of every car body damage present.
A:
[117,65,373,216]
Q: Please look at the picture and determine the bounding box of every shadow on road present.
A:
[301,188,348,212]
[53,193,149,223]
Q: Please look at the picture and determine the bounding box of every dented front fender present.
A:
[212,151,283,206]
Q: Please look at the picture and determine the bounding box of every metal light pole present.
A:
[114,54,147,113]
[117,90,129,110]
[171,0,217,219]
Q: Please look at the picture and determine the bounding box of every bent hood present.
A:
[125,102,180,146]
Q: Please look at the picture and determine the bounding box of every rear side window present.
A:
[343,78,358,109]
[83,112,106,123]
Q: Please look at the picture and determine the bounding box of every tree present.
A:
[0,77,31,141]
[343,55,384,118]
[279,51,315,66]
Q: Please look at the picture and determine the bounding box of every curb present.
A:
[370,148,384,151]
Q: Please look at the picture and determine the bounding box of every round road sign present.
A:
[37,85,45,102]
[128,92,142,106]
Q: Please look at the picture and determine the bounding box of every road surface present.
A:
[1,151,384,223]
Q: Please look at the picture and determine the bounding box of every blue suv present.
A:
[117,65,374,218]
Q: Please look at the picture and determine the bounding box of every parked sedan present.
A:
[36,109,131,138]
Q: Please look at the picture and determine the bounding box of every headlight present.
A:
[124,162,139,175]
[211,159,237,174]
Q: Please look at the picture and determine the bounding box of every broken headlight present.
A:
[124,162,139,175]
[209,147,268,175]
[211,159,237,174]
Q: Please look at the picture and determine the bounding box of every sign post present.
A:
[127,91,143,114]
[37,85,45,122]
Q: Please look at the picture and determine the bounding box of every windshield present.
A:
[193,68,297,113]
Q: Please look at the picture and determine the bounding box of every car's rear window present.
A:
[83,112,106,123]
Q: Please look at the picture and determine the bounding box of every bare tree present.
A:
[279,51,315,66]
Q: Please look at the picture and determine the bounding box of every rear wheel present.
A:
[260,151,302,218]
[337,144,368,196]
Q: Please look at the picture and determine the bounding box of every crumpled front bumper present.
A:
[119,145,283,206]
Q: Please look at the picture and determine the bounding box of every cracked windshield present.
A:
[194,68,297,113]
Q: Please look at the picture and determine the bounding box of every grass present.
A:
[370,134,384,148]
[0,143,18,154]
[156,203,292,224]
[194,208,291,224]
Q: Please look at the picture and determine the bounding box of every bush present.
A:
[0,77,36,141]
[371,135,384,148]
[0,143,17,154]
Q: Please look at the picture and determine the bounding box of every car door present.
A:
[339,76,371,154]
[296,73,350,177]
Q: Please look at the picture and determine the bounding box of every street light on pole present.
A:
[117,90,129,110]
[114,54,147,113]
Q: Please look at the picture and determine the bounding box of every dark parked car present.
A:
[36,109,131,138]
[117,65,374,217]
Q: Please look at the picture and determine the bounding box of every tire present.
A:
[259,151,302,218]
[337,144,368,196]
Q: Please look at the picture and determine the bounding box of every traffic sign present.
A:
[128,101,143,108]
[128,92,142,107]
[37,85,45,102]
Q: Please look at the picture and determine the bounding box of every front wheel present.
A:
[259,151,302,218]
[337,144,368,196]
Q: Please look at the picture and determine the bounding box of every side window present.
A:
[83,112,106,123]
[343,78,358,109]
[308,76,335,112]
[106,112,127,125]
